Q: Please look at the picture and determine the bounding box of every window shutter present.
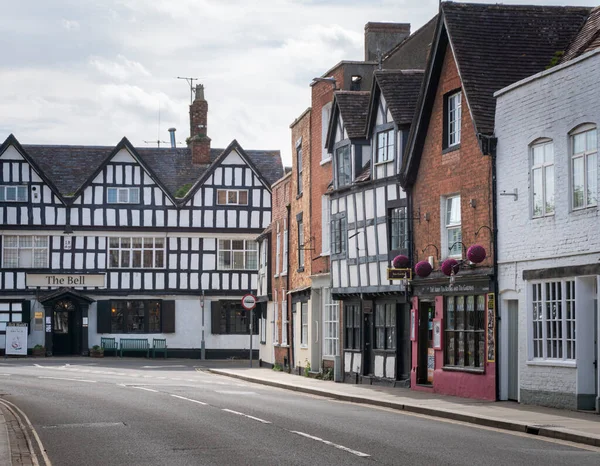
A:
[97,300,112,334]
[162,300,176,333]
[211,301,222,334]
[22,300,31,335]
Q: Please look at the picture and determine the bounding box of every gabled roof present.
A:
[324,91,370,150]
[444,2,590,136]
[383,15,437,70]
[561,6,600,62]
[401,2,592,186]
[335,91,371,139]
[366,70,424,135]
[6,137,282,202]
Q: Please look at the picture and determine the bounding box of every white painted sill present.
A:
[526,359,576,368]
[300,345,308,349]
[374,159,394,167]
[320,157,332,166]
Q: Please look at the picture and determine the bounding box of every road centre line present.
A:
[38,376,96,383]
[290,431,370,458]
[132,386,158,393]
[170,395,208,405]
[221,408,271,424]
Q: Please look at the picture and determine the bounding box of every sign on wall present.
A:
[487,293,496,362]
[5,322,28,356]
[26,274,105,288]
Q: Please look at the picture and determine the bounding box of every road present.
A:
[0,358,599,465]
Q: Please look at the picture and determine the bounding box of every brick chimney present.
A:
[364,22,411,61]
[188,84,211,165]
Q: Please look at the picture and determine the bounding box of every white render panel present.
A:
[190,254,199,269]
[70,209,78,226]
[22,164,30,182]
[0,146,25,160]
[224,167,233,185]
[204,210,213,228]
[11,163,18,182]
[75,237,84,249]
[121,272,130,289]
[352,353,361,373]
[86,253,94,269]
[16,273,25,289]
[377,223,388,253]
[204,254,215,271]
[169,273,177,288]
[216,210,225,228]
[144,210,152,225]
[56,208,66,225]
[375,187,386,217]
[168,254,177,269]
[6,207,16,224]
[155,210,164,227]
[190,273,199,290]
[227,210,236,227]
[52,236,60,250]
[192,210,201,227]
[83,188,92,205]
[205,188,213,206]
[234,167,243,186]
[239,210,248,228]
[82,208,91,226]
[143,187,152,205]
[180,210,190,228]
[93,209,102,226]
[63,253,72,269]
[131,210,140,227]
[262,211,271,227]
[338,197,346,218]
[112,149,136,163]
[31,171,42,183]
[52,253,60,269]
[251,211,260,228]
[75,253,84,269]
[223,151,245,165]
[115,165,123,184]
[374,354,384,377]
[155,273,165,290]
[180,273,188,289]
[133,272,142,289]
[202,273,210,290]
[134,166,141,185]
[168,210,177,227]
[331,198,338,215]
[204,238,216,250]
[125,164,132,183]
[347,194,356,224]
[344,352,352,372]
[94,186,103,203]
[369,262,378,287]
[349,264,358,287]
[153,188,163,206]
[119,209,127,226]
[252,189,261,207]
[340,260,348,287]
[366,225,376,257]
[45,206,55,225]
[106,165,113,183]
[231,274,239,291]
[264,192,271,208]
[43,186,53,204]
[386,356,395,378]
[181,254,189,270]
[4,273,13,289]
[214,168,223,186]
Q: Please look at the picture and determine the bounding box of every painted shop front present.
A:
[409,272,496,400]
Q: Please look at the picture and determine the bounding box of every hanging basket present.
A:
[467,244,486,264]
[415,261,433,278]
[392,254,410,269]
[441,258,460,276]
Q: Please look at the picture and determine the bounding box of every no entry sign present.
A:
[241,294,257,310]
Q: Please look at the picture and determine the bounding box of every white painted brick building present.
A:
[495,49,600,411]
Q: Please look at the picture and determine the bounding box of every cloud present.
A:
[61,19,80,31]
[89,55,151,81]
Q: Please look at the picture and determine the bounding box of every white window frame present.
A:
[570,125,597,210]
[298,219,305,268]
[376,128,394,164]
[321,102,333,162]
[282,220,288,275]
[281,290,288,346]
[217,239,258,270]
[216,189,249,206]
[108,237,165,269]
[443,195,462,258]
[530,280,576,362]
[336,145,352,187]
[107,187,139,204]
[275,230,281,276]
[0,185,27,202]
[2,235,49,268]
[322,195,331,256]
[323,288,339,357]
[296,143,303,196]
[273,290,279,345]
[447,91,462,147]
[259,311,267,344]
[531,139,555,218]
[390,206,407,251]
[0,301,24,333]
[301,302,308,348]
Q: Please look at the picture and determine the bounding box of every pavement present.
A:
[207,366,600,448]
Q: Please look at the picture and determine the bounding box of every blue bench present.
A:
[152,339,167,359]
[100,337,118,357]
[119,338,150,358]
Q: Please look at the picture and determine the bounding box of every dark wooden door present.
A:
[417,301,433,384]
[363,313,373,375]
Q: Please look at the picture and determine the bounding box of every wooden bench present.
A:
[152,339,167,359]
[100,337,119,357]
[119,338,150,358]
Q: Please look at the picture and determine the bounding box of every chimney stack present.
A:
[188,84,211,165]
[168,128,176,149]
[364,22,411,62]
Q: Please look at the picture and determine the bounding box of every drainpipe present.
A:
[491,141,500,402]
[286,204,294,371]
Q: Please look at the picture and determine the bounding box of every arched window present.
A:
[530,138,554,217]
[570,124,597,210]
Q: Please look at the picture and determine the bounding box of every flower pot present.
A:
[32,348,46,357]
[90,350,104,358]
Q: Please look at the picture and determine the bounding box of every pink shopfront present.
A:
[409,275,496,401]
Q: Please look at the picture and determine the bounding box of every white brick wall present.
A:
[495,50,600,405]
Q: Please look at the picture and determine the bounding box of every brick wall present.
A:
[412,43,494,268]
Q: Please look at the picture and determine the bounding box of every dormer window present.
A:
[217,189,248,205]
[335,145,352,187]
[107,187,139,204]
[0,185,27,202]
[376,129,394,163]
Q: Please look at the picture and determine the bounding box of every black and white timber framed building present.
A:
[0,85,283,357]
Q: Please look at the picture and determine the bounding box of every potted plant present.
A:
[90,345,104,358]
[32,344,45,357]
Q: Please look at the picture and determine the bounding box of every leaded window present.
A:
[108,237,165,268]
[375,303,396,350]
[2,236,48,268]
[218,239,258,270]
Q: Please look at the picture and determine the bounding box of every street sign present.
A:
[241,294,257,310]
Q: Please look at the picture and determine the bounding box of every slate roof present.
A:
[561,6,600,62]
[374,70,424,126]
[443,2,591,135]
[22,144,282,199]
[334,91,371,139]
[383,15,437,70]
[355,160,371,183]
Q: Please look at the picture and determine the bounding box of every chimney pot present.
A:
[168,127,176,149]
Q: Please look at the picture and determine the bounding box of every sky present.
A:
[1,0,597,167]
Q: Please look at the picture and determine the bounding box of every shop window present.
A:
[444,295,485,369]
[375,303,396,350]
[212,300,257,335]
[531,281,576,360]
[108,237,165,268]
[2,235,48,268]
[344,304,361,350]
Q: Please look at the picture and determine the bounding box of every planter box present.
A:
[90,351,104,358]
[32,349,46,357]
